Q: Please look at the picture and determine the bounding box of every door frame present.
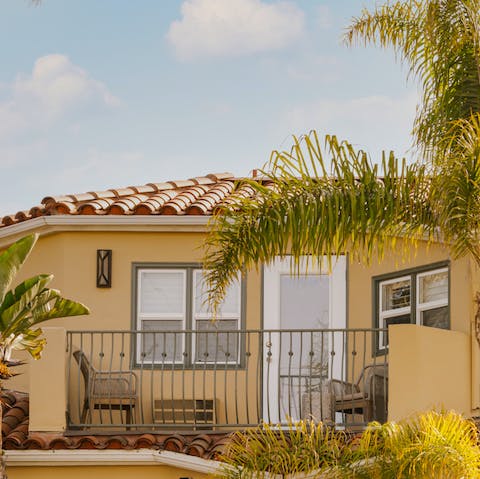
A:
[262,256,347,422]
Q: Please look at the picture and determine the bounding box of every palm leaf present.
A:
[204,133,435,313]
[344,0,480,163]
[0,234,37,305]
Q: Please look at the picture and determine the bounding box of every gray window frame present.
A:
[372,261,450,355]
[131,262,246,369]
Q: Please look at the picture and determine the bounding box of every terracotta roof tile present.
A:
[0,172,269,228]
[109,195,150,215]
[86,190,117,200]
[110,187,136,197]
[128,185,157,195]
[134,190,179,215]
[29,206,46,218]
[14,211,32,222]
[78,198,115,215]
[1,215,17,227]
[1,390,230,459]
[167,179,196,189]
[50,202,77,215]
[161,185,211,215]
[69,193,98,203]
[189,176,216,186]
[188,181,235,215]
[146,182,175,191]
[207,173,235,181]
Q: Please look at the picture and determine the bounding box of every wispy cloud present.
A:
[281,91,419,160]
[315,5,333,30]
[167,0,305,61]
[0,54,119,141]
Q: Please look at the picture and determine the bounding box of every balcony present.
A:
[65,328,389,432]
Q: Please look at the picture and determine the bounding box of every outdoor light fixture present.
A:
[96,249,112,288]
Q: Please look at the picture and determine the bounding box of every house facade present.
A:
[1,172,478,478]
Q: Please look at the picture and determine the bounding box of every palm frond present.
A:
[204,133,434,313]
[344,0,480,162]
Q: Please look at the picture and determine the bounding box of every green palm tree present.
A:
[203,133,438,312]
[203,0,480,319]
[345,0,480,164]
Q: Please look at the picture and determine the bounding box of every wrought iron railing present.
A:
[66,328,388,431]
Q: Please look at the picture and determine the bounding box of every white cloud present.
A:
[167,0,305,60]
[280,91,419,161]
[316,5,332,30]
[0,54,119,140]
[50,148,147,192]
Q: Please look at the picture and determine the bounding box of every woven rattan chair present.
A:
[73,350,138,426]
[332,363,388,424]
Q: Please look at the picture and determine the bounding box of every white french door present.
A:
[262,256,346,423]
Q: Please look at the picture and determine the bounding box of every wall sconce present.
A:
[96,249,112,288]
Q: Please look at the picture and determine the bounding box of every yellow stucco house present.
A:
[1,172,479,478]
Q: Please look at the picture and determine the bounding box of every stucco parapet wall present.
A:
[5,449,222,472]
[0,215,211,246]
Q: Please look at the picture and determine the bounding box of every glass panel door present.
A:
[263,257,346,423]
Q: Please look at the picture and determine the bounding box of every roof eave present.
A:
[0,215,212,248]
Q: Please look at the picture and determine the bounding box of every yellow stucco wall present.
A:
[388,324,471,420]
[3,229,478,420]
[6,464,209,479]
[8,230,261,392]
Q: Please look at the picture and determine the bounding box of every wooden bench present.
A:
[153,399,216,428]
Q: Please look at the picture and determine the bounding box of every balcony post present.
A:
[29,327,67,432]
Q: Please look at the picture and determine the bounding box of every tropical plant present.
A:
[203,0,480,325]
[0,233,89,478]
[345,0,480,164]
[346,411,480,478]
[0,234,89,373]
[204,133,440,312]
[216,412,480,479]
[217,420,349,479]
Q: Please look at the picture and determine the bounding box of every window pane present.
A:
[381,280,410,311]
[139,271,184,314]
[418,271,448,304]
[194,270,240,316]
[382,314,411,347]
[140,320,184,363]
[280,275,329,330]
[421,306,449,329]
[195,320,239,362]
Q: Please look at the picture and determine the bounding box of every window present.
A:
[134,264,243,366]
[374,263,449,352]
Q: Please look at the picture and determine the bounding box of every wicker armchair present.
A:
[73,350,138,426]
[332,363,388,424]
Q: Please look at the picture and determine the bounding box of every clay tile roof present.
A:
[1,390,231,459]
[29,206,46,218]
[109,195,150,215]
[207,173,235,181]
[128,185,157,195]
[134,190,178,215]
[78,198,115,215]
[1,215,17,227]
[189,176,216,186]
[0,172,268,229]
[146,182,174,191]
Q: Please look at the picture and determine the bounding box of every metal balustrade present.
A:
[66,328,388,431]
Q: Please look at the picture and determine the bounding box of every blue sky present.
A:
[0,0,418,215]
